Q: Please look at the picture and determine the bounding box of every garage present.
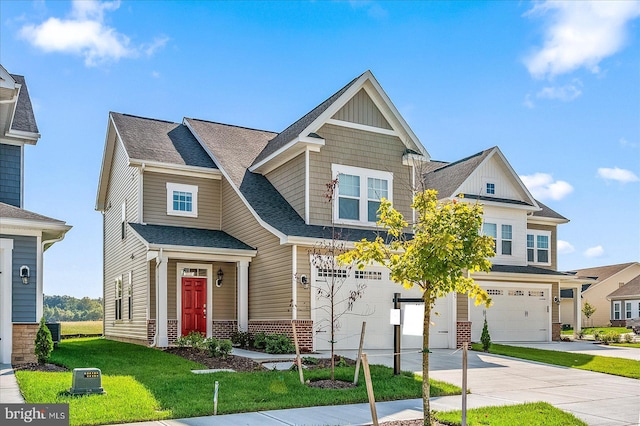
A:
[311,263,453,351]
[470,282,551,342]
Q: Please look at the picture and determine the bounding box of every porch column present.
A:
[237,260,249,332]
[573,285,581,336]
[156,254,169,347]
[0,239,14,364]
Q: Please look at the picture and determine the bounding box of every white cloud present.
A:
[19,0,165,67]
[520,173,574,201]
[557,240,575,254]
[597,167,639,183]
[536,80,582,101]
[620,137,638,148]
[524,1,640,79]
[584,245,604,258]
[523,94,535,109]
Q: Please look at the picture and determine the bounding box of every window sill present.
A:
[167,211,198,218]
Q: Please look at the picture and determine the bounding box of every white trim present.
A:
[0,239,14,363]
[156,253,168,346]
[20,145,24,207]
[325,118,398,136]
[177,262,213,338]
[249,137,324,174]
[331,164,393,227]
[237,260,249,331]
[613,300,621,320]
[147,249,255,264]
[130,159,222,180]
[166,182,198,218]
[0,220,69,234]
[36,235,43,320]
[304,149,310,224]
[292,245,297,320]
[138,166,144,224]
[526,230,552,266]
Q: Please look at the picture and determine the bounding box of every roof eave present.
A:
[249,136,324,174]
[147,243,257,258]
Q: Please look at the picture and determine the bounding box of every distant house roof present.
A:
[608,275,640,299]
[252,73,363,165]
[569,262,638,283]
[128,223,255,251]
[560,283,593,299]
[111,112,217,169]
[0,202,65,224]
[9,74,39,135]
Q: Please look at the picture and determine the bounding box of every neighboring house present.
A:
[96,71,581,352]
[607,275,640,327]
[0,65,71,364]
[561,262,640,327]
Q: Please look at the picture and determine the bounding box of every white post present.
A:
[574,285,582,335]
[237,260,249,331]
[292,245,297,320]
[156,253,169,347]
[0,239,14,364]
[462,342,468,426]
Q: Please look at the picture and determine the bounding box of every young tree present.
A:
[34,317,53,365]
[339,190,494,425]
[582,301,596,328]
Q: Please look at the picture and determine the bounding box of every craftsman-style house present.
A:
[96,71,581,351]
[0,65,71,364]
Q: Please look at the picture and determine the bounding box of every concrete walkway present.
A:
[0,364,25,403]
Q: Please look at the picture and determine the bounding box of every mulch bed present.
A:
[163,347,265,372]
[13,363,68,372]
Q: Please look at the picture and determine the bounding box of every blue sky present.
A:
[1,1,639,298]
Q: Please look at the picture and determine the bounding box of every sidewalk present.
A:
[0,364,25,403]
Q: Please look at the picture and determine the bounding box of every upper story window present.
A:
[166,183,198,218]
[332,164,393,226]
[482,222,513,256]
[486,182,495,195]
[527,230,551,265]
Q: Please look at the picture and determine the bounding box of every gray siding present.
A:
[0,144,21,207]
[103,139,148,342]
[143,172,221,229]
[332,89,392,129]
[309,123,414,227]
[221,179,293,320]
[265,153,305,220]
[0,234,37,322]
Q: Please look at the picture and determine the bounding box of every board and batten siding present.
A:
[332,89,392,130]
[309,123,413,227]
[0,234,37,322]
[103,138,149,343]
[265,153,305,220]
[0,144,21,207]
[526,223,558,271]
[143,171,221,229]
[457,155,530,202]
[221,179,292,320]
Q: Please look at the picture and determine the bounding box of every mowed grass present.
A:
[611,342,640,348]
[434,402,587,425]
[561,327,628,335]
[16,338,460,426]
[472,343,640,379]
[60,321,102,336]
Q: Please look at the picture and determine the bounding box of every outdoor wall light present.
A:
[216,268,223,287]
[299,274,309,289]
[19,265,30,285]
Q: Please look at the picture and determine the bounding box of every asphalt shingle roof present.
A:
[128,223,255,251]
[9,74,39,134]
[111,113,217,168]
[252,73,363,165]
[422,148,493,198]
[608,274,640,298]
[569,262,638,282]
[0,202,65,223]
[490,264,572,276]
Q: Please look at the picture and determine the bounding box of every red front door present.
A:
[182,277,207,336]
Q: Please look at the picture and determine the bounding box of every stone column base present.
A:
[12,323,39,364]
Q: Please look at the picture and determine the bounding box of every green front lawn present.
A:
[611,342,640,348]
[16,338,459,426]
[435,402,587,425]
[561,327,628,335]
[472,343,640,379]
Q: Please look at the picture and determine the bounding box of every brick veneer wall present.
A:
[552,322,561,341]
[456,321,471,348]
[147,320,156,345]
[146,319,178,346]
[212,320,238,339]
[610,319,626,327]
[12,323,39,364]
[249,320,314,352]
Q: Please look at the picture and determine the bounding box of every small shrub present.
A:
[204,337,220,356]
[593,330,601,341]
[230,331,252,348]
[202,337,233,357]
[218,339,233,357]
[624,333,634,343]
[34,317,53,365]
[253,332,267,349]
[577,330,585,339]
[302,356,319,365]
[265,333,294,354]
[176,331,206,349]
[480,317,491,352]
[598,330,621,345]
[336,356,347,367]
[174,335,190,348]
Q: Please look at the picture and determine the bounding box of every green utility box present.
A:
[70,368,106,395]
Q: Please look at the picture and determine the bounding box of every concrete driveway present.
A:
[330,346,640,426]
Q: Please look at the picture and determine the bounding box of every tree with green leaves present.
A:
[338,190,494,425]
[582,301,596,328]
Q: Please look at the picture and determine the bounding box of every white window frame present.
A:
[115,275,123,321]
[625,301,632,319]
[166,182,198,218]
[127,271,133,321]
[486,182,495,195]
[482,221,514,257]
[331,164,393,226]
[526,230,551,266]
[613,301,621,320]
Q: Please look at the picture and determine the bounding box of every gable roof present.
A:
[110,112,217,168]
[0,65,40,144]
[608,274,640,299]
[422,148,494,198]
[570,262,639,282]
[9,74,39,135]
[0,202,65,224]
[250,70,429,172]
[0,202,71,249]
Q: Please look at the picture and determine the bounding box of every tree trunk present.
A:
[423,296,431,425]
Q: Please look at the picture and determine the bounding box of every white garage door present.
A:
[470,283,550,342]
[312,264,453,351]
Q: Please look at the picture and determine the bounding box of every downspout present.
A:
[151,248,163,347]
